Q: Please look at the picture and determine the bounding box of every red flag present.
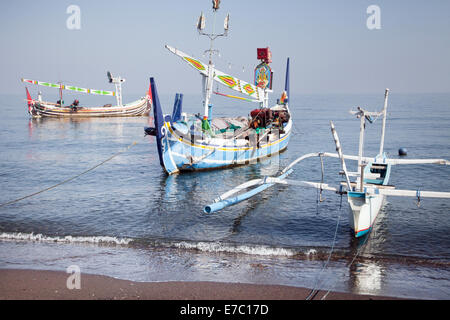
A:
[25,87,33,113]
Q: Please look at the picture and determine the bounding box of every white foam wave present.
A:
[306,249,317,255]
[0,232,133,245]
[171,241,297,257]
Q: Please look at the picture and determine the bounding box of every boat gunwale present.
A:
[165,118,292,152]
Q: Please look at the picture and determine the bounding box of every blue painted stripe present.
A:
[355,228,371,238]
[348,191,365,198]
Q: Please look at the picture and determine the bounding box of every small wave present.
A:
[0,232,133,246]
[306,248,317,256]
[169,240,298,257]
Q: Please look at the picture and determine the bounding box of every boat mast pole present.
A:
[357,108,367,191]
[378,88,390,156]
[197,2,229,119]
[357,108,366,169]
[203,10,217,118]
[115,82,123,107]
[59,82,63,106]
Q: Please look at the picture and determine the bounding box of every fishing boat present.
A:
[22,71,151,118]
[145,2,292,174]
[205,89,450,238]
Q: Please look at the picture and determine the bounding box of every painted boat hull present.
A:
[30,98,150,118]
[347,156,391,237]
[159,119,292,174]
[147,73,292,174]
[348,192,385,237]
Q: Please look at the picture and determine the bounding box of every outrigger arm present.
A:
[204,150,450,213]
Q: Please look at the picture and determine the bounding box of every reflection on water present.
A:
[350,260,383,296]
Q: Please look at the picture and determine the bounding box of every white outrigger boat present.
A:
[145,2,292,174]
[205,89,450,237]
[22,72,151,118]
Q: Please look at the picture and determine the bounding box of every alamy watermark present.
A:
[66,265,81,289]
[367,5,381,30]
[66,5,81,30]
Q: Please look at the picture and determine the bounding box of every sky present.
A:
[1,0,450,95]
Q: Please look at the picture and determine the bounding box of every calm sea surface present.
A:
[0,91,449,299]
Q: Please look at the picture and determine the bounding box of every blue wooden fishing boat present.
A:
[145,2,292,174]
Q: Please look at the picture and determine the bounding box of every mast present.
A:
[107,71,125,107]
[379,88,390,156]
[197,1,230,118]
[354,106,373,190]
[357,107,366,169]
[350,94,386,189]
[58,82,63,105]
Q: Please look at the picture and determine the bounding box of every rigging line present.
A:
[320,197,374,300]
[0,139,141,209]
[305,205,343,300]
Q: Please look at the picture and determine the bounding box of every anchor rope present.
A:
[305,203,343,300]
[321,230,372,300]
[0,139,140,209]
[320,197,373,300]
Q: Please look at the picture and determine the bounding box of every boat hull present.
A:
[30,98,150,118]
[347,157,391,237]
[159,119,292,174]
[348,192,385,237]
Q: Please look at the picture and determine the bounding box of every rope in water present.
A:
[305,205,343,300]
[0,140,139,209]
[320,230,372,300]
[320,197,374,300]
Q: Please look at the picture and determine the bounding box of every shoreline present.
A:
[0,268,403,300]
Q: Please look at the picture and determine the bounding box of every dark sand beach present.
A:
[0,269,400,300]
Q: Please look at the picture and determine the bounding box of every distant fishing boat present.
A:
[145,2,292,174]
[22,71,151,118]
[205,89,450,238]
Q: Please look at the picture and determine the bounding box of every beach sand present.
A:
[0,269,401,300]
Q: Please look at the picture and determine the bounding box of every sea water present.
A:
[0,92,449,299]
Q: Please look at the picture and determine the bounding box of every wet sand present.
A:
[0,269,401,300]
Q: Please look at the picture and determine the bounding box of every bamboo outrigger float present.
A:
[145,2,292,174]
[205,89,450,238]
[22,72,151,118]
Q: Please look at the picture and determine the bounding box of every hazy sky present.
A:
[1,0,449,95]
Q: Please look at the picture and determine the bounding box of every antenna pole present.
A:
[197,3,229,119]
[203,10,216,118]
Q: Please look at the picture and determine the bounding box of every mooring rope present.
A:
[320,230,372,300]
[320,197,374,300]
[0,139,140,209]
[305,205,343,300]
